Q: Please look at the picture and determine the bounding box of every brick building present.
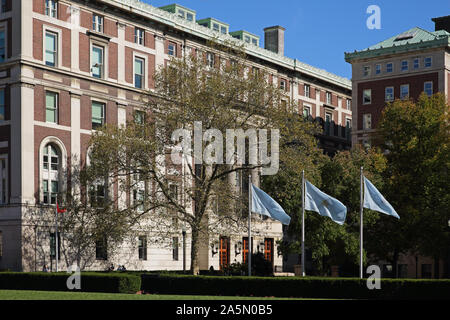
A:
[0,0,351,272]
[345,16,450,278]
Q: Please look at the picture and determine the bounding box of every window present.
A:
[45,32,58,67]
[212,23,219,32]
[134,57,144,89]
[42,144,60,205]
[177,9,185,19]
[220,26,227,34]
[186,13,193,22]
[304,84,310,98]
[91,101,105,130]
[345,118,351,141]
[95,237,107,260]
[424,57,432,68]
[385,87,394,101]
[168,183,179,204]
[424,81,433,96]
[135,28,145,45]
[0,88,4,121]
[401,60,408,71]
[280,79,287,91]
[50,232,61,260]
[173,237,179,261]
[375,64,381,75]
[252,38,258,46]
[45,91,58,123]
[400,84,409,100]
[138,236,147,260]
[244,35,250,43]
[168,42,176,56]
[91,45,104,78]
[363,113,372,130]
[413,58,419,69]
[93,14,103,33]
[134,110,145,125]
[0,156,7,204]
[45,0,57,18]
[326,91,332,104]
[90,182,106,208]
[346,99,351,110]
[325,112,332,136]
[363,89,371,104]
[206,52,215,68]
[1,0,6,13]
[363,65,371,77]
[386,62,393,73]
[303,106,311,119]
[133,189,145,212]
[0,29,5,62]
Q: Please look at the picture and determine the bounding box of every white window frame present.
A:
[375,64,381,75]
[325,112,333,136]
[45,0,58,18]
[280,79,286,91]
[92,14,104,33]
[424,56,432,68]
[346,99,351,110]
[363,65,371,77]
[424,81,433,96]
[363,89,371,105]
[413,58,420,69]
[0,154,7,205]
[385,86,394,102]
[363,113,372,130]
[133,55,146,89]
[345,118,352,139]
[43,26,62,68]
[90,39,108,79]
[326,91,332,105]
[206,52,215,68]
[400,84,409,100]
[401,60,408,72]
[303,105,311,118]
[168,42,176,57]
[91,100,106,130]
[45,90,58,124]
[304,84,310,98]
[135,27,145,46]
[186,12,193,22]
[386,62,393,73]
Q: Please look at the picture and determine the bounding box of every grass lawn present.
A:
[0,290,311,300]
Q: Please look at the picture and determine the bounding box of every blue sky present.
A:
[143,0,449,79]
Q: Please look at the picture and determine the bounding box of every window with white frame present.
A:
[90,181,106,208]
[280,79,286,91]
[45,91,58,123]
[386,62,393,73]
[138,236,147,260]
[42,144,60,205]
[220,26,227,34]
[212,23,219,32]
[0,88,4,121]
[346,99,351,110]
[0,29,5,63]
[400,84,409,100]
[363,65,371,77]
[177,9,185,19]
[325,112,332,136]
[0,155,7,204]
[303,106,311,119]
[345,118,351,140]
[91,45,104,78]
[424,81,433,96]
[92,14,104,33]
[413,58,419,69]
[206,52,215,68]
[186,12,193,22]
[168,42,176,56]
[385,87,394,101]
[91,101,105,130]
[45,0,57,18]
[363,113,372,130]
[134,57,145,89]
[133,189,145,212]
[304,84,310,98]
[135,27,145,45]
[326,91,332,104]
[424,57,432,68]
[173,237,179,261]
[363,89,371,104]
[45,31,58,67]
[401,60,408,71]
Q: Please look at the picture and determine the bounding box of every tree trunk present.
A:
[190,228,200,275]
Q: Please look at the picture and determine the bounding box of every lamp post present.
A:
[182,226,186,273]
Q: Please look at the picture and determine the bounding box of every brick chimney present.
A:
[264,26,285,55]
[432,15,450,33]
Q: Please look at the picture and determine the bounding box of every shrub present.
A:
[0,272,141,294]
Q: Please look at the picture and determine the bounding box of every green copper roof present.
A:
[345,27,450,62]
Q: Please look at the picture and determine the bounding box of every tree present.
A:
[87,41,319,274]
[377,93,450,278]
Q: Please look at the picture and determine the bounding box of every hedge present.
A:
[141,274,450,299]
[0,272,141,294]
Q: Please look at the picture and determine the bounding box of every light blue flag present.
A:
[251,184,291,225]
[305,180,347,225]
[363,177,400,219]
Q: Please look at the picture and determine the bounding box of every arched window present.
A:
[42,143,61,205]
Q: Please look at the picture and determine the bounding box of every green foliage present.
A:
[141,274,450,299]
[0,272,141,294]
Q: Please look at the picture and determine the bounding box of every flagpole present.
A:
[301,170,305,277]
[248,174,252,277]
[55,204,59,273]
[360,167,363,279]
